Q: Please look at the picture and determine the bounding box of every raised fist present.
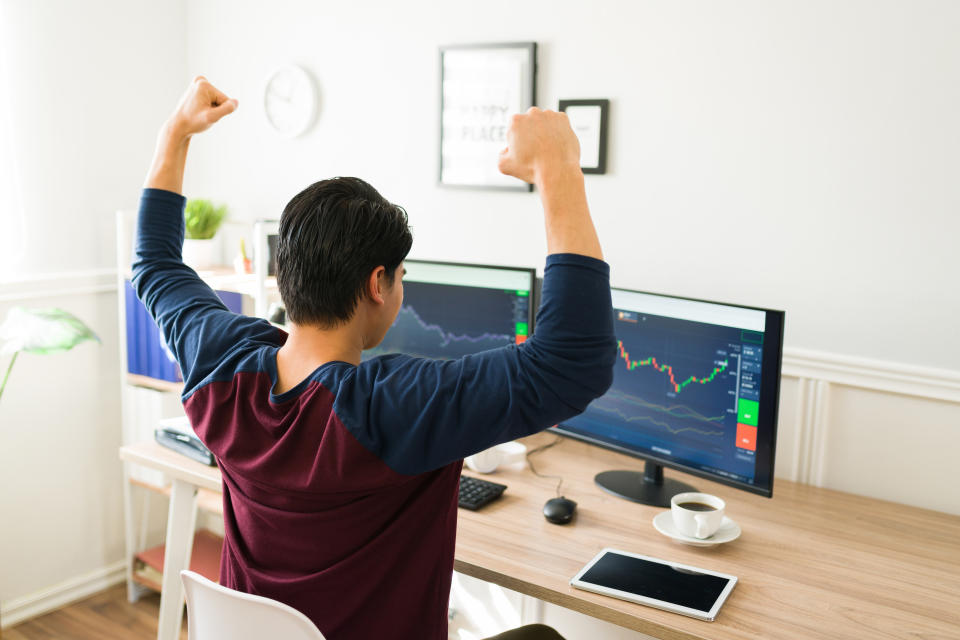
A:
[167,76,238,138]
[497,107,581,184]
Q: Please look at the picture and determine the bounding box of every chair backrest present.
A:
[180,570,327,640]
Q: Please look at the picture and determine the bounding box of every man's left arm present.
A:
[132,78,274,394]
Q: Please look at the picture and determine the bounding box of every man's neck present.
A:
[274,321,364,394]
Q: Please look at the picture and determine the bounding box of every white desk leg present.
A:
[157,478,198,640]
[122,461,141,604]
[520,594,545,625]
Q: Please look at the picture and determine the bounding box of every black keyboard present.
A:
[458,475,507,511]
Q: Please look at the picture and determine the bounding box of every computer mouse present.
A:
[543,497,577,525]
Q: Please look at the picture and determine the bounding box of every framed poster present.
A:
[440,42,537,191]
[559,99,609,174]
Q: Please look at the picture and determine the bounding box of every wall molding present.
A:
[789,378,832,486]
[781,347,959,486]
[0,560,127,629]
[0,269,117,303]
[783,346,960,404]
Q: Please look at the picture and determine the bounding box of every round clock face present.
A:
[263,65,317,138]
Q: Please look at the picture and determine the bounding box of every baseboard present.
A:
[0,560,127,629]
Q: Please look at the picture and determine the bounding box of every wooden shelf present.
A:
[133,529,223,593]
[130,477,223,516]
[127,373,185,394]
[130,571,162,593]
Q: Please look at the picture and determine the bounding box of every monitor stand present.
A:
[595,462,698,508]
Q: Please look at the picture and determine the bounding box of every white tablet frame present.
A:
[570,547,738,622]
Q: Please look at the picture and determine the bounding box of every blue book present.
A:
[125,280,243,383]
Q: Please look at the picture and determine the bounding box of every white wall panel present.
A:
[823,387,960,513]
[0,288,122,602]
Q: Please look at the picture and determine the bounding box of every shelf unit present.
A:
[116,211,279,602]
[132,529,224,592]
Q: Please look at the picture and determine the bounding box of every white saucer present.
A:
[652,511,741,547]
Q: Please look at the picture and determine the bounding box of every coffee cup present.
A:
[670,492,725,539]
[464,441,527,473]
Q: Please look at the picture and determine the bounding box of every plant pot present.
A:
[182,237,222,269]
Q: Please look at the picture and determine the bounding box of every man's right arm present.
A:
[343,254,615,474]
[498,107,603,260]
[335,110,616,475]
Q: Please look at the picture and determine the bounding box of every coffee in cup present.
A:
[670,492,725,539]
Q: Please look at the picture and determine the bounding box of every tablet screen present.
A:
[578,551,732,613]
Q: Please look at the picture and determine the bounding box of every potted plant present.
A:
[182,198,228,268]
[0,307,99,404]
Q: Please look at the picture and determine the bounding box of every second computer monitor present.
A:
[365,260,536,361]
[554,287,784,506]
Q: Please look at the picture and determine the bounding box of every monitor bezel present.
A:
[401,258,538,334]
[552,286,784,498]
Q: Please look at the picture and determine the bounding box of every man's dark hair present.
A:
[276,177,412,327]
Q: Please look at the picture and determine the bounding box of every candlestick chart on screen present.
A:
[567,309,763,482]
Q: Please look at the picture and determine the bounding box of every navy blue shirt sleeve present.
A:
[335,254,617,475]
[131,188,279,395]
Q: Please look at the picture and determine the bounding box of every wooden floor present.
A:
[3,584,472,639]
[3,584,187,640]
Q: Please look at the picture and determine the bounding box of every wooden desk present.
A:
[121,433,960,640]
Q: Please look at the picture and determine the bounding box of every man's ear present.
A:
[365,266,387,305]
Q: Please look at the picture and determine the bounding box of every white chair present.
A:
[180,570,327,639]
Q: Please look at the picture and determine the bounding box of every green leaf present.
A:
[0,350,18,403]
[0,307,100,356]
[184,199,228,240]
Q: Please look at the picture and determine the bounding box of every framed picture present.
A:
[559,99,609,174]
[440,42,537,191]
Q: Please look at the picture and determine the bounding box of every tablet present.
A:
[570,548,737,621]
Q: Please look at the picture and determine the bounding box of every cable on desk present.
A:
[526,435,565,497]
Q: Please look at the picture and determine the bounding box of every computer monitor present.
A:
[554,287,784,507]
[364,259,536,361]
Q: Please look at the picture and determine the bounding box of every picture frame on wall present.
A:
[439,42,537,191]
[558,99,609,174]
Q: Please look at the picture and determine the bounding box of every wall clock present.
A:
[263,64,318,138]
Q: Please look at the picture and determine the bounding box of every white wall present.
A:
[0,0,187,622]
[0,0,188,280]
[183,0,959,370]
